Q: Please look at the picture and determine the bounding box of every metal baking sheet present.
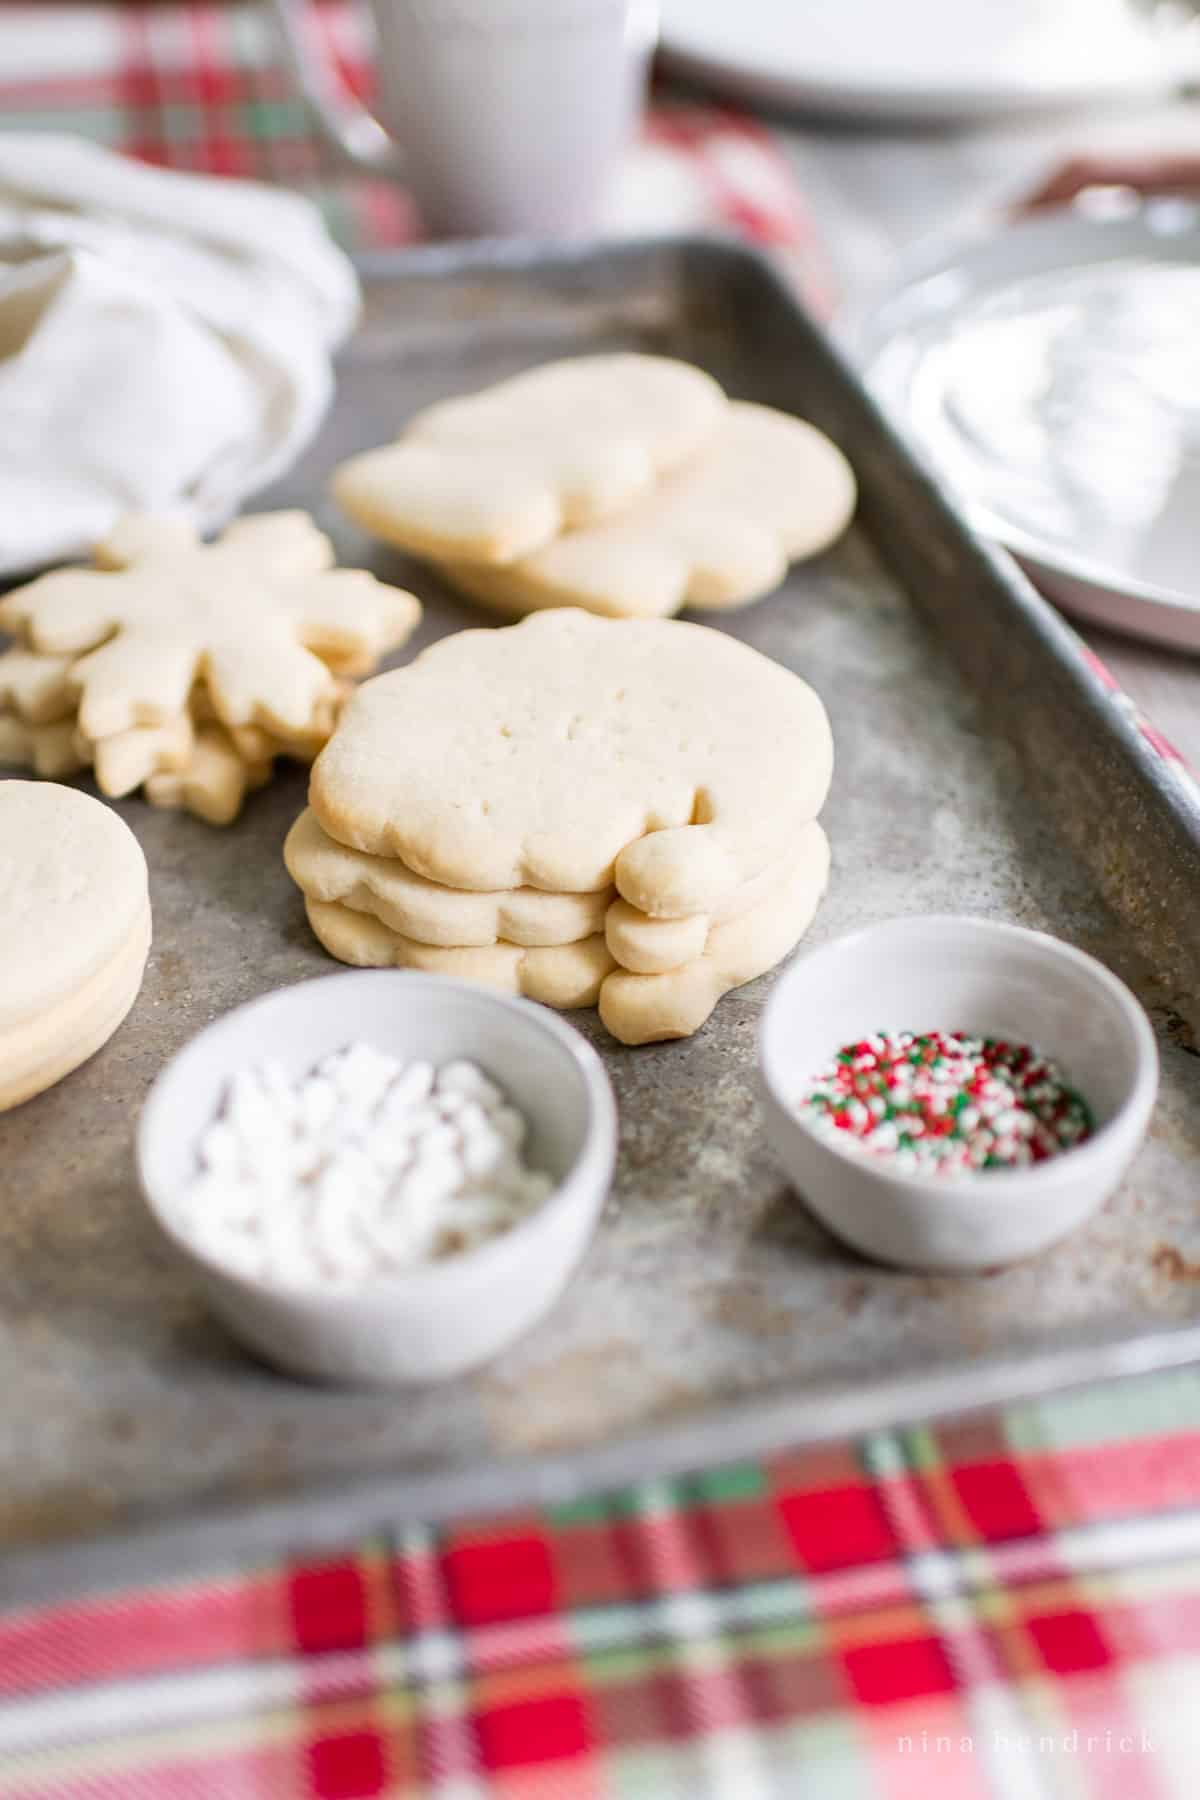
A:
[5,237,1200,1605]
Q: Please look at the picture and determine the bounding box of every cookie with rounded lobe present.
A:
[438,404,856,620]
[310,609,832,922]
[604,839,810,975]
[332,354,726,564]
[598,826,830,1044]
[285,807,612,949]
[304,897,616,1011]
[303,826,830,1046]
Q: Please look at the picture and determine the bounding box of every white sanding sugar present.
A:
[172,1045,554,1287]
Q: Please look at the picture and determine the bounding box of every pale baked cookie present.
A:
[0,781,151,1108]
[309,610,832,920]
[226,722,323,767]
[0,648,76,724]
[305,898,617,1010]
[0,908,152,1112]
[285,808,612,949]
[598,825,831,1045]
[332,355,726,565]
[88,716,195,799]
[0,713,89,779]
[144,724,272,827]
[0,646,88,772]
[211,683,352,767]
[0,512,419,823]
[604,842,800,975]
[0,511,421,740]
[438,404,856,621]
[303,828,829,1044]
[132,681,346,824]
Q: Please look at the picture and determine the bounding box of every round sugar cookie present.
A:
[285,807,612,948]
[0,907,151,1111]
[309,610,833,921]
[0,781,151,1108]
[0,781,149,1029]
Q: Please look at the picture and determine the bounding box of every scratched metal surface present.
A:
[4,240,1200,1601]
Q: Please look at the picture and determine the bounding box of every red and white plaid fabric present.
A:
[0,1,834,311]
[6,1377,1200,1796]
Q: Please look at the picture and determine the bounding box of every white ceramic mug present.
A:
[268,0,658,239]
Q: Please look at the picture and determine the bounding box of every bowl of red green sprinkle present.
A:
[798,1031,1094,1176]
[760,916,1158,1271]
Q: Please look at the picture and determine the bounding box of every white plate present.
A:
[851,201,1200,651]
[659,0,1190,121]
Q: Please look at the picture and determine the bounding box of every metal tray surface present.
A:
[5,238,1200,1603]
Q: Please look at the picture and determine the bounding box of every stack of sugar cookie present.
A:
[332,353,857,622]
[0,782,151,1110]
[0,511,421,824]
[285,609,833,1045]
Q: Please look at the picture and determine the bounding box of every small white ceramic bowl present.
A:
[760,915,1158,1272]
[138,972,617,1384]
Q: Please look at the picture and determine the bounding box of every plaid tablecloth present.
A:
[3,8,1200,1796]
[7,1374,1200,1797]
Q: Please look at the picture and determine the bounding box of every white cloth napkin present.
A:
[0,134,360,575]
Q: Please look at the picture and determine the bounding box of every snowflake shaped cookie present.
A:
[0,512,421,741]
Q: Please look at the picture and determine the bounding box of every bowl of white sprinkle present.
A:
[137,971,617,1384]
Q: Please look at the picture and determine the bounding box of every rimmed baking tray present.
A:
[4,236,1200,1606]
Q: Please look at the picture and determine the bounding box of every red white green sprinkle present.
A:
[796,1031,1093,1177]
